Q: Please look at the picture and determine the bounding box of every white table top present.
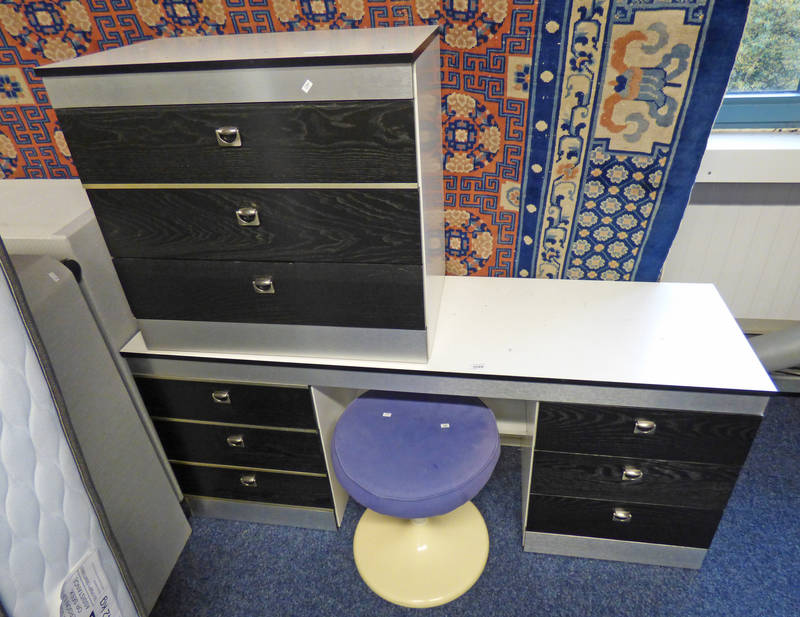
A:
[37,26,438,75]
[123,276,776,394]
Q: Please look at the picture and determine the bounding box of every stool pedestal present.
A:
[353,501,489,608]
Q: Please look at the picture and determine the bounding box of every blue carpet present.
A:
[151,396,800,617]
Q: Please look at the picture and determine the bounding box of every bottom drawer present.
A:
[114,258,425,329]
[526,494,722,548]
[172,463,334,509]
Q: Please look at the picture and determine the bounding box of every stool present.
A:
[331,390,500,608]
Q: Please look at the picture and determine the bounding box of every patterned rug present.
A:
[515,0,749,281]
[0,0,749,280]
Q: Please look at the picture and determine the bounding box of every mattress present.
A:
[0,238,141,617]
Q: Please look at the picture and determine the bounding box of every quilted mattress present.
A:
[0,239,140,617]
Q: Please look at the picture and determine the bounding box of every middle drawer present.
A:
[153,419,327,474]
[531,451,739,510]
[88,188,422,264]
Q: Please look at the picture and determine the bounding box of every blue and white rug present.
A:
[514,0,749,281]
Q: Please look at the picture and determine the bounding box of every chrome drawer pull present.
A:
[215,126,241,147]
[612,508,632,523]
[240,473,257,488]
[622,466,643,481]
[226,434,245,448]
[235,205,260,226]
[634,418,656,435]
[211,390,231,404]
[252,275,275,294]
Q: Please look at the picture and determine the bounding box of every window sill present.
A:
[697,131,800,183]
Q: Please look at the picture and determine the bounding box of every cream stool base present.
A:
[352,501,490,608]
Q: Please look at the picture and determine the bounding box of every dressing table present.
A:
[33,26,775,570]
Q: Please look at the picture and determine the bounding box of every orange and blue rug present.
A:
[0,0,749,280]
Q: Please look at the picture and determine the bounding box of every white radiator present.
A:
[661,204,800,322]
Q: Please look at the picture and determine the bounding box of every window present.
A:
[714,0,800,129]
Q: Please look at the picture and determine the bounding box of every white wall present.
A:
[661,190,800,321]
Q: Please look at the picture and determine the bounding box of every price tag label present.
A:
[301,79,313,93]
[60,551,121,617]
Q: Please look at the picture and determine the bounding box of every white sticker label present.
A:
[48,272,60,282]
[301,79,313,93]
[382,412,392,417]
[59,551,121,617]
[441,423,450,429]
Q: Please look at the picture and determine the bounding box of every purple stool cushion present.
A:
[331,391,500,519]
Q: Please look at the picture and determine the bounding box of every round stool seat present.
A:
[332,391,500,519]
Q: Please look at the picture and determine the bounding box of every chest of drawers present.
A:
[525,401,761,567]
[39,26,444,363]
[38,25,444,529]
[135,375,335,525]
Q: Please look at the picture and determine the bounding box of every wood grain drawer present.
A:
[536,402,760,466]
[57,100,416,183]
[89,188,422,264]
[526,494,722,548]
[153,420,327,474]
[531,451,739,510]
[135,377,316,429]
[171,463,333,509]
[114,258,425,329]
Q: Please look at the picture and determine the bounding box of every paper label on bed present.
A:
[59,551,121,617]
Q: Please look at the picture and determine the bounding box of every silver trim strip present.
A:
[310,386,362,528]
[82,182,419,190]
[521,401,538,536]
[169,459,326,478]
[151,416,318,434]
[185,495,337,531]
[131,372,306,389]
[137,319,429,364]
[523,531,707,569]
[44,64,413,108]
[413,37,445,359]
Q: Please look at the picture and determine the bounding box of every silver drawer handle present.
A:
[252,275,275,294]
[215,126,241,147]
[240,473,257,488]
[211,390,230,404]
[235,205,260,227]
[622,466,643,481]
[226,434,245,448]
[634,418,656,435]
[612,508,632,523]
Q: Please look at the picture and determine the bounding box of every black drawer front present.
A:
[172,463,333,508]
[58,100,416,183]
[526,494,722,548]
[531,451,739,510]
[536,403,760,466]
[153,420,327,474]
[135,377,316,429]
[89,188,422,264]
[114,258,425,329]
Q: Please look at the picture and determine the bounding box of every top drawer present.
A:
[57,100,417,184]
[135,376,317,430]
[535,402,760,466]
